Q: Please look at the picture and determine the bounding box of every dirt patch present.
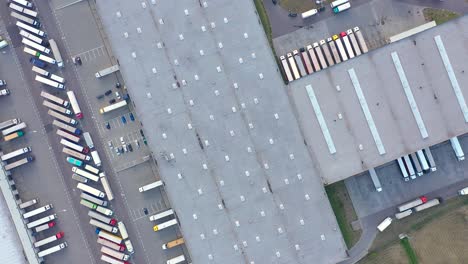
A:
[423,8,460,25]
[278,0,317,13]
[358,243,407,264]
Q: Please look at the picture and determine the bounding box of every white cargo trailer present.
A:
[101,246,129,261]
[377,217,392,232]
[77,183,105,198]
[139,180,163,192]
[2,122,26,136]
[90,219,118,233]
[1,147,31,161]
[95,64,119,78]
[423,147,436,171]
[35,75,64,89]
[22,38,49,53]
[23,204,53,219]
[11,12,40,27]
[49,39,64,68]
[91,151,101,166]
[19,198,38,209]
[72,167,99,182]
[16,21,44,36]
[26,214,56,229]
[20,30,44,45]
[82,193,108,207]
[63,147,90,161]
[450,137,465,161]
[48,110,77,125]
[41,91,69,107]
[37,242,67,258]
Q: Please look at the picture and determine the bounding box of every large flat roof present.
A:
[289,16,468,183]
[96,0,347,263]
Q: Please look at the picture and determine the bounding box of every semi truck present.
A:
[2,122,26,136]
[23,204,53,219]
[162,237,185,250]
[167,255,185,264]
[35,75,64,89]
[33,66,50,76]
[83,132,94,149]
[299,48,313,74]
[19,198,38,209]
[60,139,87,154]
[99,100,128,114]
[416,150,430,171]
[368,168,382,192]
[37,242,67,258]
[117,221,128,239]
[77,182,105,198]
[96,206,114,216]
[377,217,392,232]
[307,44,321,71]
[313,42,328,69]
[99,173,114,201]
[57,129,80,143]
[50,74,65,84]
[1,147,31,161]
[84,164,99,174]
[53,120,80,134]
[397,157,409,181]
[414,198,440,212]
[450,137,465,161]
[4,156,34,170]
[410,152,423,176]
[88,210,115,224]
[67,91,82,119]
[333,2,351,13]
[49,39,64,68]
[9,3,37,17]
[34,221,55,233]
[43,101,71,115]
[353,27,369,53]
[41,91,69,107]
[83,193,108,207]
[66,157,83,167]
[286,53,300,80]
[95,64,119,78]
[279,55,294,83]
[63,147,90,161]
[11,12,40,27]
[72,173,88,183]
[153,218,178,232]
[101,246,130,261]
[403,155,416,180]
[90,219,118,233]
[48,110,77,125]
[0,118,20,130]
[26,213,56,229]
[333,35,348,61]
[100,254,129,264]
[423,147,436,171]
[98,230,123,244]
[12,0,33,8]
[397,196,427,212]
[0,88,10,96]
[150,209,174,222]
[16,21,45,36]
[20,30,45,45]
[4,131,24,141]
[34,231,64,248]
[319,39,335,66]
[80,199,97,209]
[340,32,355,59]
[139,180,163,192]
[124,240,134,254]
[22,38,50,54]
[395,209,412,220]
[346,29,361,56]
[91,151,101,166]
[72,167,99,182]
[292,50,307,77]
[97,237,125,252]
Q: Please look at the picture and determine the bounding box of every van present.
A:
[0,39,8,49]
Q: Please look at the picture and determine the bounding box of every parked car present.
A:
[120,137,125,145]
[115,147,120,155]
[108,141,113,148]
[109,99,116,104]
[104,90,112,96]
[129,113,135,121]
[127,143,133,152]
[134,139,140,148]
[0,80,6,86]
[121,116,126,124]
[122,145,128,152]
[140,129,144,137]
[115,82,121,88]
[96,94,104,100]
[115,91,121,99]
[105,122,110,129]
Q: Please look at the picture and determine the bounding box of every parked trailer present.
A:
[57,130,80,143]
[286,53,300,80]
[67,157,83,167]
[72,167,99,182]
[72,173,88,183]
[279,55,294,83]
[395,209,412,220]
[67,91,82,119]
[423,147,436,171]
[90,219,118,233]
[162,237,185,250]
[149,209,174,222]
[333,2,351,13]
[11,12,40,27]
[4,156,33,170]
[124,240,134,254]
[12,0,33,8]
[313,42,328,69]
[91,151,101,166]
[353,27,369,53]
[2,122,26,136]
[414,198,440,212]
[84,164,99,175]
[0,39,7,50]
[153,218,178,232]
[26,213,56,229]
[377,217,392,232]
[101,246,129,261]
[101,254,129,264]
[80,199,97,209]
[34,232,64,248]
[63,147,90,161]
[48,110,77,125]
[60,139,87,154]
[77,183,105,198]
[117,221,128,239]
[300,48,314,74]
[340,32,355,59]
[9,3,37,17]
[100,174,114,201]
[333,35,348,61]
[20,30,44,45]
[320,39,335,66]
[35,75,64,89]
[50,74,65,84]
[32,66,50,77]
[95,64,120,78]
[368,168,382,192]
[34,221,55,233]
[330,0,349,7]
[1,147,31,161]
[83,132,94,149]
[23,204,53,219]
[167,255,185,264]
[83,193,108,207]
[96,206,114,216]
[397,157,409,181]
[398,196,427,212]
[40,91,69,107]
[97,238,125,252]
[0,118,20,130]
[410,152,423,176]
[301,8,317,19]
[416,150,430,171]
[37,242,67,258]
[403,155,416,180]
[88,210,115,224]
[293,50,307,77]
[19,198,38,209]
[16,21,45,36]
[99,100,128,114]
[450,137,465,161]
[98,230,123,244]
[43,101,71,115]
[48,39,64,67]
[4,131,23,142]
[22,38,50,53]
[53,120,80,135]
[139,180,164,192]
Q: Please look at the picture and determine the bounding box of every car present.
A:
[143,208,148,215]
[30,57,46,68]
[122,145,128,152]
[74,56,82,65]
[109,99,116,104]
[115,91,121,99]
[104,90,112,96]
[0,80,6,86]
[108,141,113,148]
[115,147,120,155]
[119,147,124,153]
[105,122,110,129]
[135,139,140,148]
[120,137,125,145]
[140,129,145,137]
[129,113,135,121]
[115,82,121,88]
[143,137,147,145]
[340,31,347,37]
[127,143,133,152]
[96,94,104,100]
[121,116,126,124]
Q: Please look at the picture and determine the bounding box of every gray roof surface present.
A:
[96,0,347,263]
[289,16,468,183]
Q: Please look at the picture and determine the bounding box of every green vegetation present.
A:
[279,0,316,13]
[400,237,418,264]
[423,8,460,25]
[325,181,361,248]
[253,0,272,43]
